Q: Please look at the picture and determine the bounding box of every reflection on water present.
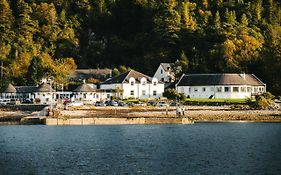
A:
[0,123,280,174]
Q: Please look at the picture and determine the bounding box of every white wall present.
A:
[34,92,56,104]
[153,65,174,83]
[176,85,266,99]
[100,79,164,99]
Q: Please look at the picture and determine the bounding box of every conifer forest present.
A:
[0,0,280,94]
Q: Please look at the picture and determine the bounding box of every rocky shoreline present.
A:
[1,105,281,123]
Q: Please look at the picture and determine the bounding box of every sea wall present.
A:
[44,117,193,125]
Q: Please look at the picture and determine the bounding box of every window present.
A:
[142,81,146,85]
[131,81,134,86]
[216,87,222,92]
[161,78,164,82]
[142,90,146,96]
[224,87,230,92]
[161,69,163,74]
[247,87,251,92]
[153,81,157,86]
[153,90,157,96]
[107,94,110,98]
[241,87,246,92]
[202,87,206,92]
[96,94,99,99]
[233,87,239,92]
[194,88,198,92]
[189,88,191,92]
[130,91,134,96]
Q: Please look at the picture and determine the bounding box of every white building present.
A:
[100,70,164,99]
[34,83,56,104]
[153,63,176,83]
[176,73,266,99]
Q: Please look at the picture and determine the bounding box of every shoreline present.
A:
[1,105,281,124]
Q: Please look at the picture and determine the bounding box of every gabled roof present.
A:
[177,74,265,86]
[3,83,17,93]
[160,63,174,72]
[15,86,37,93]
[102,70,152,84]
[73,83,94,92]
[35,83,55,92]
[71,69,112,81]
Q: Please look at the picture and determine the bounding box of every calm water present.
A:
[0,123,280,175]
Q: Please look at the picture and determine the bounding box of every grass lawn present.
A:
[184,98,252,104]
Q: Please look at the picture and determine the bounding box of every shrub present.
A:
[260,92,275,100]
[163,88,185,101]
[255,96,270,109]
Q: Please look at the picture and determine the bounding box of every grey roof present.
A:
[71,69,112,81]
[177,74,265,86]
[160,63,174,72]
[73,83,94,92]
[3,84,17,93]
[35,83,55,92]
[15,86,37,93]
[102,70,152,84]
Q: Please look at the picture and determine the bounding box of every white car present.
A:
[67,101,83,107]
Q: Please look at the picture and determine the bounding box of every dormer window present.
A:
[129,77,135,86]
[161,69,163,74]
[153,81,157,86]
[141,77,146,85]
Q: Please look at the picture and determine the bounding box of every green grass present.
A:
[184,98,252,104]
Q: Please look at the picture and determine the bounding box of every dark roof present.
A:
[71,69,112,81]
[73,83,94,92]
[35,83,55,92]
[177,74,265,86]
[15,86,37,93]
[3,84,17,93]
[102,70,153,84]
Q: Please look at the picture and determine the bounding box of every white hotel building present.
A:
[176,73,266,99]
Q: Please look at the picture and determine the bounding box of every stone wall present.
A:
[45,117,193,125]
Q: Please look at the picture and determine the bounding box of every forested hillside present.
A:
[0,0,280,94]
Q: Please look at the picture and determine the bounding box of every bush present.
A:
[163,88,185,101]
[260,92,275,100]
[255,96,270,109]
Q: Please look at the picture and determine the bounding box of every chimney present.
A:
[240,73,246,80]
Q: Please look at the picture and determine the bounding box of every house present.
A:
[71,69,112,82]
[1,84,36,102]
[153,63,176,83]
[33,83,56,104]
[176,73,266,99]
[72,82,95,104]
[100,69,164,99]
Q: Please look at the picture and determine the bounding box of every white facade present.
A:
[176,85,266,99]
[100,77,164,99]
[34,92,56,104]
[153,64,175,83]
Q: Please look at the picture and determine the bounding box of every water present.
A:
[0,123,280,175]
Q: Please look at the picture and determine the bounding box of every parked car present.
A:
[0,99,10,105]
[147,101,157,106]
[95,101,106,107]
[118,101,127,106]
[158,101,169,107]
[109,100,119,107]
[22,99,33,104]
[67,101,83,107]
[170,101,180,106]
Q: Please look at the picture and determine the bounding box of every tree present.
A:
[26,56,45,85]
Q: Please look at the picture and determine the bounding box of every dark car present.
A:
[95,101,106,107]
[118,101,127,106]
[147,101,157,106]
[170,101,180,106]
